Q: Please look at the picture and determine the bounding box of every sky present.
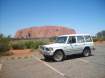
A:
[0,0,105,37]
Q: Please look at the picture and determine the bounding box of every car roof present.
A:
[58,34,91,37]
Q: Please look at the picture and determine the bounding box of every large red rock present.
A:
[15,26,76,38]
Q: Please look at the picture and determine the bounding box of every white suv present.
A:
[39,34,95,61]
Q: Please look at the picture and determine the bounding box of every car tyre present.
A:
[83,48,91,57]
[53,50,64,62]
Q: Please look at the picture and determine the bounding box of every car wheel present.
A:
[83,48,91,57]
[53,50,64,62]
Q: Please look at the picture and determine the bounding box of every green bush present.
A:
[11,40,47,50]
[98,38,104,42]
[93,38,98,42]
[0,34,11,53]
[25,41,34,49]
[11,42,26,49]
[49,37,56,42]
[32,41,47,49]
[96,30,105,41]
[25,40,47,49]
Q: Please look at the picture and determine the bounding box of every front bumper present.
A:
[40,50,54,56]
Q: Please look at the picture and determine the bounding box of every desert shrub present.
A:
[93,35,105,42]
[0,34,11,53]
[24,41,34,49]
[11,42,26,49]
[98,38,104,42]
[49,37,56,42]
[30,40,47,49]
[96,30,105,41]
[93,38,98,42]
[11,40,47,50]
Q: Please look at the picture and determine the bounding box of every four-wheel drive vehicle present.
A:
[39,34,95,62]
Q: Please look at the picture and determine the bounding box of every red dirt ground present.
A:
[9,49,41,57]
[94,41,105,45]
[10,49,33,57]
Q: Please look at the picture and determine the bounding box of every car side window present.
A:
[84,36,92,42]
[77,36,85,43]
[68,36,76,43]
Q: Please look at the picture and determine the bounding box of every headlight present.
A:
[46,47,53,51]
[49,47,53,51]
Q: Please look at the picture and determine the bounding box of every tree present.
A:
[0,34,11,52]
[96,30,105,40]
[0,33,3,38]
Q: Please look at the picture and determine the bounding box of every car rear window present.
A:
[77,36,85,43]
[84,35,92,42]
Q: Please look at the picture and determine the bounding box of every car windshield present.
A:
[55,36,67,43]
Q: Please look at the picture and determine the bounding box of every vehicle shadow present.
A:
[41,54,94,62]
[66,54,83,60]
[41,58,54,62]
[66,53,93,60]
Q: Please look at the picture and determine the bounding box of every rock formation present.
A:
[15,26,76,38]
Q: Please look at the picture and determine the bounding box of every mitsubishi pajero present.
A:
[39,34,95,61]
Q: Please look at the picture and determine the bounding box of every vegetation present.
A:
[0,33,48,56]
[49,37,56,42]
[93,30,105,42]
[0,34,11,53]
[11,40,47,50]
[11,42,26,49]
[92,37,98,42]
[96,30,105,41]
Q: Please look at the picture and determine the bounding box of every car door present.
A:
[66,36,85,55]
[73,36,85,53]
[65,36,77,55]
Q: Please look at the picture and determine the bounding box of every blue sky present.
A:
[0,0,105,37]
